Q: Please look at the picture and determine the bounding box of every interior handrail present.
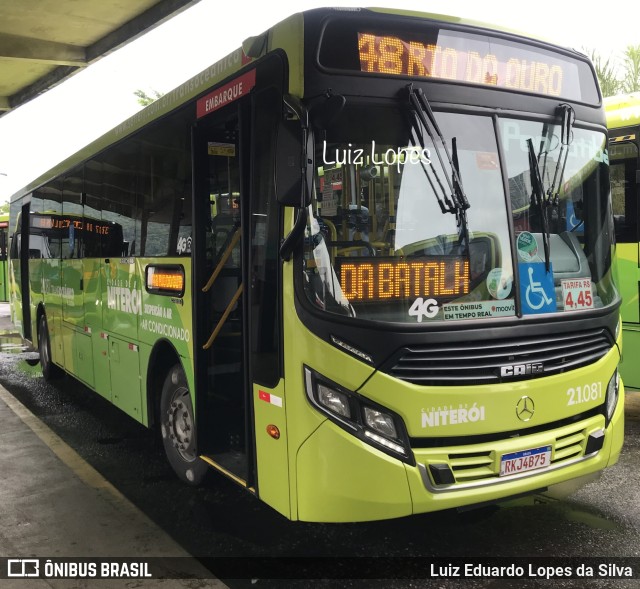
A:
[202,227,241,293]
[202,283,244,350]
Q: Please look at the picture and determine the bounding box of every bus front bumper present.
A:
[294,388,624,522]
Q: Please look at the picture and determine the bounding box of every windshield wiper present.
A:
[548,103,575,205]
[527,103,576,273]
[527,138,551,272]
[406,84,470,250]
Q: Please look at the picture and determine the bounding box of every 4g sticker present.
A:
[176,235,192,255]
[409,297,439,322]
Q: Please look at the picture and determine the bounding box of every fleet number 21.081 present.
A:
[567,382,602,406]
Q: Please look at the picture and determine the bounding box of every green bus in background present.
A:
[8,8,623,522]
[606,94,640,389]
[0,212,9,302]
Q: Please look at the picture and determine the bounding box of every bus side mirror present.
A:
[275,96,313,208]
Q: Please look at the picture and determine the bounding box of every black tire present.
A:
[160,364,208,485]
[38,313,63,381]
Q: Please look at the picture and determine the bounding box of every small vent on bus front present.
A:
[385,328,613,386]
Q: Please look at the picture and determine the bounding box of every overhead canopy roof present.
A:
[0,0,201,118]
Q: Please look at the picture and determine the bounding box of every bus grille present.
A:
[386,328,613,386]
[442,425,588,485]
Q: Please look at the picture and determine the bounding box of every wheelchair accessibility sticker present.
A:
[565,199,584,233]
[519,262,557,315]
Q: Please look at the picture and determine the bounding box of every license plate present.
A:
[500,445,551,476]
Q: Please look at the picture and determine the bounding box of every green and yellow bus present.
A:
[0,212,9,302]
[606,93,640,388]
[9,7,623,522]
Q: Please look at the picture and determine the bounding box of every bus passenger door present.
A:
[0,220,9,302]
[12,202,32,340]
[192,102,249,484]
[193,56,288,516]
[610,133,640,387]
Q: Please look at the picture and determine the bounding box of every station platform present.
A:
[0,303,226,588]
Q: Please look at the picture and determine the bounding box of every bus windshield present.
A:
[303,103,617,324]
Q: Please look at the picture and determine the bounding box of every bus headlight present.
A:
[605,369,620,424]
[304,366,414,465]
[318,383,351,418]
[364,407,397,438]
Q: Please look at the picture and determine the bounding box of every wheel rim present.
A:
[166,386,196,462]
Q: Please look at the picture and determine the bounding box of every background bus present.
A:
[607,93,640,388]
[0,212,8,302]
[9,7,623,522]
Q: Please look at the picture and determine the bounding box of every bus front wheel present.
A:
[38,314,63,381]
[160,364,208,485]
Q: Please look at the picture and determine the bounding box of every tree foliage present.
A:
[621,45,640,93]
[134,89,163,107]
[588,45,640,97]
[588,49,621,97]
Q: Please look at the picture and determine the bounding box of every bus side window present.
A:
[99,142,139,258]
[610,142,639,243]
[137,107,192,257]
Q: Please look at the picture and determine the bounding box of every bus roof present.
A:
[605,93,640,129]
[9,6,590,204]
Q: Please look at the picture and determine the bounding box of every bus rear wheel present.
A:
[38,314,63,381]
[160,364,208,485]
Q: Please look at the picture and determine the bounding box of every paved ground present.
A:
[0,303,225,588]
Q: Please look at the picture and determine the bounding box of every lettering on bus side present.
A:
[421,404,486,427]
[107,285,143,315]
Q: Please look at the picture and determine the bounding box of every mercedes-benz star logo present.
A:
[516,396,535,422]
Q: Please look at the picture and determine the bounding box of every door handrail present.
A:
[202,283,243,350]
[202,226,241,293]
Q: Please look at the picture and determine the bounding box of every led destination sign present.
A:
[358,32,573,97]
[338,257,470,303]
[31,215,112,236]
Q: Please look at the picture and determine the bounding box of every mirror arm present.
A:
[278,94,314,260]
[279,207,308,261]
[283,94,313,208]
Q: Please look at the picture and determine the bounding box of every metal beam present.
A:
[88,0,199,60]
[0,0,201,117]
[0,33,87,66]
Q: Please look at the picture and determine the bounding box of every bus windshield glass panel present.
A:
[318,18,599,104]
[302,105,618,324]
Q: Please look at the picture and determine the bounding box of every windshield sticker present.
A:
[486,267,513,300]
[516,231,539,262]
[408,297,439,322]
[565,199,584,233]
[443,300,515,320]
[561,278,594,311]
[519,262,557,314]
